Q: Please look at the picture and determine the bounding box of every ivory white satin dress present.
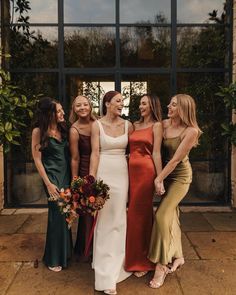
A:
[93,120,131,291]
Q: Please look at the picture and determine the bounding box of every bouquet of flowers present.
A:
[49,175,110,229]
[48,187,78,228]
[70,174,110,216]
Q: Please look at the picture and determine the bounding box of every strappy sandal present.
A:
[133,271,148,278]
[149,264,170,289]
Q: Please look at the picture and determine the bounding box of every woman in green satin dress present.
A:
[32,97,72,272]
[148,94,202,288]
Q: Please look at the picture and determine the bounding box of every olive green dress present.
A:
[42,137,73,268]
[148,134,192,265]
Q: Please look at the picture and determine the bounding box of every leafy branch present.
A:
[216,82,236,146]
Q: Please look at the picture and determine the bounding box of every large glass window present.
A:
[1,0,232,206]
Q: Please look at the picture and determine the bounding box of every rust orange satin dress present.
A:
[125,126,156,271]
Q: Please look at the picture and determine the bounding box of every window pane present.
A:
[66,75,115,115]
[121,74,170,121]
[177,26,228,68]
[120,0,171,23]
[10,0,58,23]
[120,27,171,67]
[6,26,58,68]
[177,0,226,23]
[64,27,116,67]
[64,0,115,23]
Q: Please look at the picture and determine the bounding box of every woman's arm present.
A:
[152,122,163,176]
[31,128,60,198]
[89,121,100,177]
[69,127,80,178]
[155,127,198,184]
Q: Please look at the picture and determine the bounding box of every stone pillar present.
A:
[232,0,236,207]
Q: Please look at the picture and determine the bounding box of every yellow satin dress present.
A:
[148,133,192,265]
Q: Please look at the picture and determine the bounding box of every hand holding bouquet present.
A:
[50,175,110,229]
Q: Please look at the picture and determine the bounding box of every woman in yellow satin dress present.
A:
[148,94,202,289]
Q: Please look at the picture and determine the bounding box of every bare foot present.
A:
[133,271,148,278]
[169,257,185,273]
[104,289,117,295]
[48,266,62,272]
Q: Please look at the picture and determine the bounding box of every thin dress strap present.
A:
[70,126,80,135]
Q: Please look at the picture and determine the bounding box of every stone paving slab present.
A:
[0,215,29,234]
[203,212,236,231]
[114,271,183,295]
[0,234,45,262]
[180,212,214,232]
[176,260,236,295]
[0,209,17,215]
[14,208,48,215]
[182,233,199,260]
[186,232,236,260]
[17,213,48,234]
[5,261,94,295]
[0,262,22,295]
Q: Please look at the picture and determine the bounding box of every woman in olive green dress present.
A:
[148,94,202,288]
[32,97,72,272]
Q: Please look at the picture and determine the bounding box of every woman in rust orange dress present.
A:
[125,94,163,277]
[69,95,96,261]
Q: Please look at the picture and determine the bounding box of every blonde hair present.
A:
[139,94,162,122]
[175,94,202,145]
[69,95,96,124]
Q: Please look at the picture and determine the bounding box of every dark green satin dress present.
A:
[42,137,73,268]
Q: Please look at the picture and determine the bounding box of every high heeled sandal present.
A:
[169,257,185,273]
[48,266,62,272]
[149,265,170,289]
[104,289,117,295]
[133,271,148,278]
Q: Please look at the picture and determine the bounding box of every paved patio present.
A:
[0,208,236,295]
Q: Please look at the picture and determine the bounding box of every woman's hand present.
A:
[155,179,165,196]
[46,182,60,199]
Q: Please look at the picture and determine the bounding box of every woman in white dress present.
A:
[89,91,133,295]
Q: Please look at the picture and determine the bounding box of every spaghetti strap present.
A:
[179,127,188,137]
[70,126,80,135]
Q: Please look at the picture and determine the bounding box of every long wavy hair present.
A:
[69,95,96,124]
[175,94,202,145]
[33,97,67,150]
[139,94,162,122]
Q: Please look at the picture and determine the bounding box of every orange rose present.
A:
[79,187,83,193]
[73,176,78,180]
[60,192,66,198]
[89,196,96,203]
